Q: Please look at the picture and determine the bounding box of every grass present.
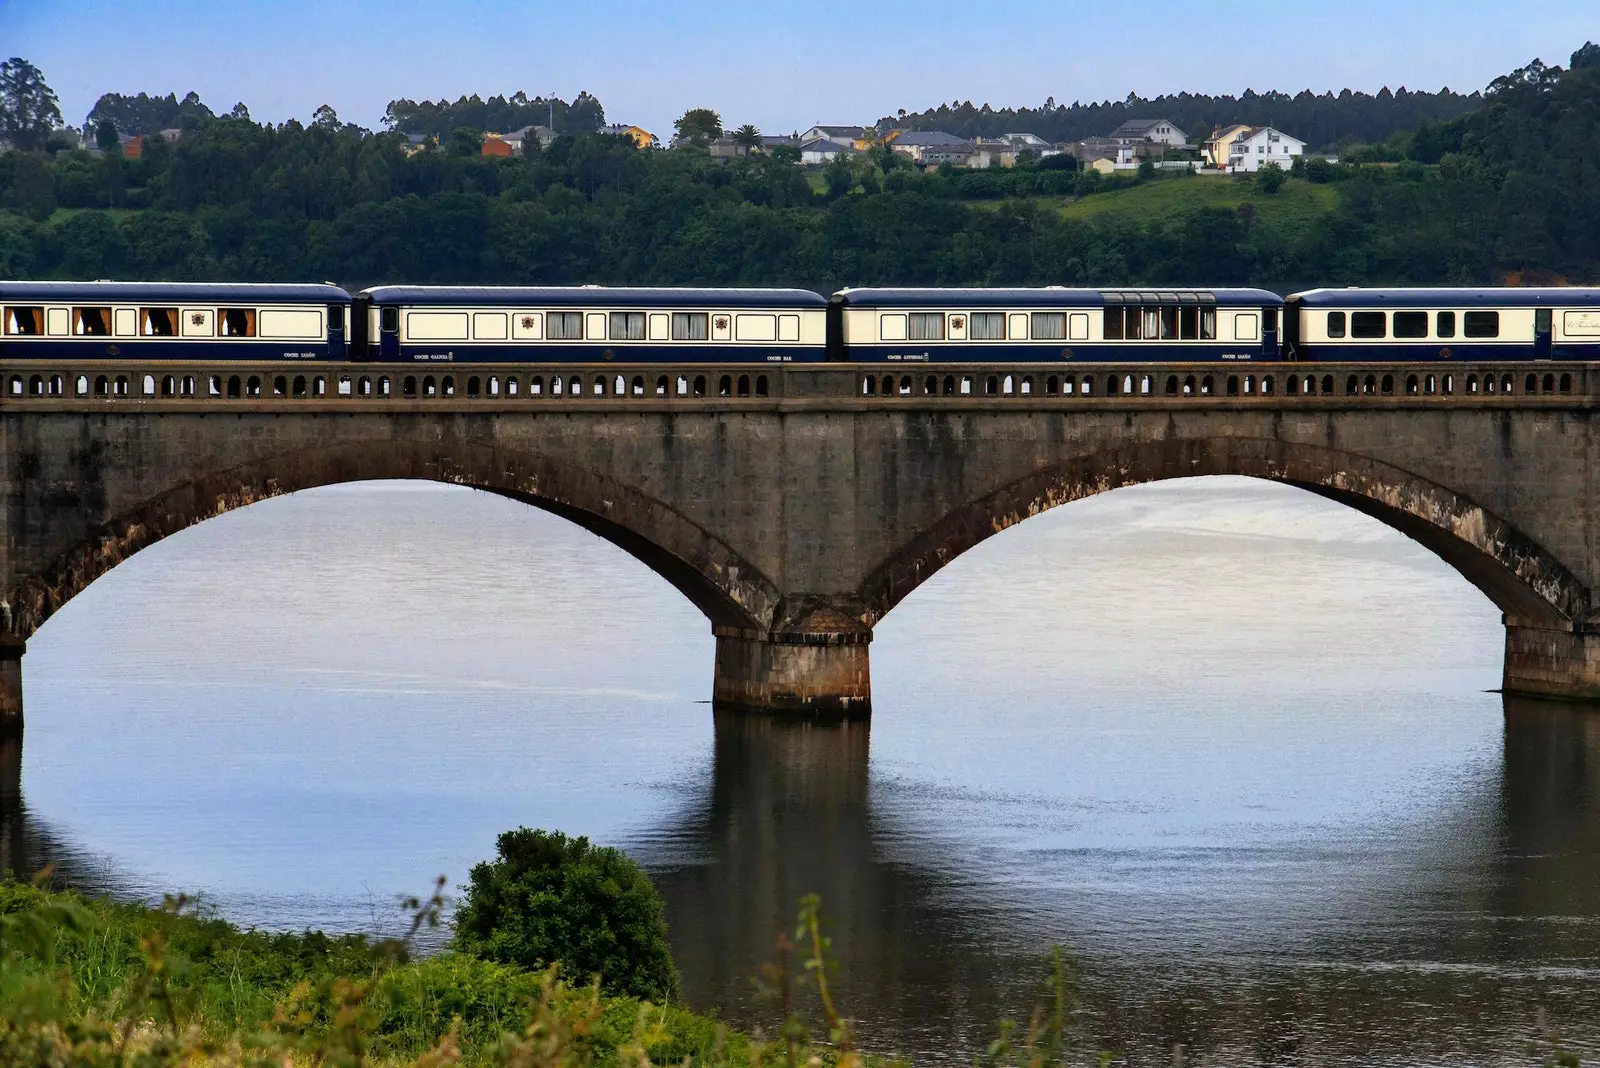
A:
[1045,173,1340,226]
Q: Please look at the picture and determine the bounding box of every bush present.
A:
[1255,162,1287,193]
[453,828,681,1003]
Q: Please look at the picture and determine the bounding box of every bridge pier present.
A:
[0,640,20,741]
[712,627,871,719]
[1504,618,1600,701]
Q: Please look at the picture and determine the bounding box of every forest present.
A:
[0,44,1596,292]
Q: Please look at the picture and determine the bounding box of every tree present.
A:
[768,143,800,166]
[312,104,340,129]
[0,58,62,151]
[94,118,119,152]
[1255,160,1287,193]
[447,126,483,157]
[823,153,855,197]
[731,123,762,151]
[673,108,722,147]
[453,829,680,1003]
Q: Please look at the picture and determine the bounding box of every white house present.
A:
[1226,127,1305,173]
[801,125,868,146]
[889,130,974,165]
[800,137,853,164]
[1110,118,1188,148]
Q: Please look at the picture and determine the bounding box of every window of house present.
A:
[140,307,179,336]
[73,307,112,336]
[547,311,584,339]
[610,311,646,340]
[3,306,43,335]
[220,308,257,337]
[970,312,1006,340]
[1436,311,1455,338]
[908,312,944,340]
[1351,312,1387,338]
[1103,307,1124,340]
[1393,311,1428,338]
[1463,311,1500,338]
[1030,312,1067,340]
[672,311,709,341]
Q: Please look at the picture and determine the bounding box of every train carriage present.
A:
[832,287,1286,363]
[1286,288,1600,361]
[360,286,829,363]
[0,281,351,361]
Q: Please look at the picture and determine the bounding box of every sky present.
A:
[4,0,1596,137]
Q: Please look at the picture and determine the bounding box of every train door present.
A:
[379,305,400,360]
[1534,308,1553,359]
[327,303,347,359]
[1261,306,1280,359]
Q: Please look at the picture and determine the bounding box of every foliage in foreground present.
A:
[453,828,681,1005]
[0,878,1112,1067]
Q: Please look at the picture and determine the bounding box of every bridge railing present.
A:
[0,361,1593,408]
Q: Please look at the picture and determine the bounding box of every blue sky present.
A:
[4,0,1595,137]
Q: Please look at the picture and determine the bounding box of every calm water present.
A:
[4,476,1599,1064]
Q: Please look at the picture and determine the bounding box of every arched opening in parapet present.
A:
[872,475,1505,702]
[17,480,723,927]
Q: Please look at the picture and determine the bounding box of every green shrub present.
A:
[453,828,682,1004]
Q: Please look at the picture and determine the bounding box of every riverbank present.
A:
[0,880,794,1066]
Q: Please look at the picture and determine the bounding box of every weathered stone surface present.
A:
[2,369,1598,711]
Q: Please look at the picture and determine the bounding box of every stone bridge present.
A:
[1,357,1597,732]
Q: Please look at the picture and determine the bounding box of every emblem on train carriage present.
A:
[1060,349,1074,359]
[951,315,965,330]
[520,316,536,330]
[603,349,615,360]
[190,312,207,327]
[714,316,730,332]
[1440,347,1453,359]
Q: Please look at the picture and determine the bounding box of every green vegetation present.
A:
[0,44,1595,290]
[454,829,681,1004]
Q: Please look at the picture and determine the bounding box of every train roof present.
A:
[361,285,829,308]
[833,287,1283,307]
[1290,287,1600,307]
[0,281,350,303]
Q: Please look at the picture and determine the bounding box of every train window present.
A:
[970,312,1006,340]
[908,313,944,341]
[140,307,179,336]
[473,312,509,340]
[4,307,44,335]
[777,314,800,342]
[672,312,710,341]
[1141,307,1160,339]
[610,311,647,341]
[329,305,345,331]
[1436,311,1456,338]
[379,307,398,333]
[73,307,113,336]
[1180,307,1198,339]
[405,311,466,341]
[1393,311,1428,339]
[1233,312,1259,341]
[879,314,907,341]
[1200,307,1216,340]
[1350,312,1386,338]
[220,308,257,337]
[734,314,776,341]
[547,311,583,339]
[1263,309,1277,333]
[1535,309,1553,334]
[1123,307,1143,340]
[1160,306,1180,339]
[1463,311,1500,338]
[1031,312,1067,340]
[1326,312,1346,338]
[1102,308,1124,340]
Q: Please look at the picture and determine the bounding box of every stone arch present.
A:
[857,436,1586,627]
[3,440,780,642]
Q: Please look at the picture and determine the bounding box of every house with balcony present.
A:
[1226,127,1305,173]
[889,130,974,165]
[1202,124,1251,168]
[1110,117,1189,148]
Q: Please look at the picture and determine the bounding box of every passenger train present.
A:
[3,280,1600,364]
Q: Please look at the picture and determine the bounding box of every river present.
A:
[3,476,1597,1064]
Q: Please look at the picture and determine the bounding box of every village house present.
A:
[1226,126,1306,173]
[494,125,554,154]
[800,137,853,164]
[801,125,868,147]
[120,128,182,159]
[1110,117,1189,148]
[600,124,658,149]
[1075,137,1139,172]
[1202,124,1251,168]
[966,134,1059,169]
[889,130,974,165]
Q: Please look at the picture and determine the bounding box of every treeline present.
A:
[382,92,606,137]
[0,45,1595,290]
[886,87,1482,151]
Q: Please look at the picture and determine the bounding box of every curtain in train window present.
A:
[969,312,1006,340]
[546,311,584,339]
[1030,312,1067,340]
[908,313,944,340]
[609,312,646,340]
[671,312,709,340]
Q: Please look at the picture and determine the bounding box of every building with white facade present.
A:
[1227,127,1305,173]
[1110,118,1189,148]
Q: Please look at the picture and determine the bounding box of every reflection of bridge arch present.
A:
[4,440,780,643]
[858,436,1584,627]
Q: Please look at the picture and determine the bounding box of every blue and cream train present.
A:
[4,280,1600,364]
